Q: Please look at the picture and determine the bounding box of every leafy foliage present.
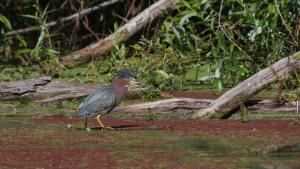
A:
[0,0,299,93]
[0,13,12,30]
[124,0,300,90]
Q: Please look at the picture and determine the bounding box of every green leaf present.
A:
[294,53,300,59]
[46,48,60,54]
[156,70,170,79]
[21,14,39,20]
[217,79,223,92]
[172,26,181,41]
[179,12,198,26]
[17,48,32,54]
[0,13,12,30]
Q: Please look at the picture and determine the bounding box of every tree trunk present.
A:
[194,51,300,119]
[61,0,177,65]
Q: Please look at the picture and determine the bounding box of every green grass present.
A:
[230,112,300,120]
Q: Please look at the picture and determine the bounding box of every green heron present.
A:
[76,70,138,129]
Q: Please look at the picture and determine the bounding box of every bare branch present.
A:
[61,0,177,65]
[274,0,297,45]
[4,0,121,36]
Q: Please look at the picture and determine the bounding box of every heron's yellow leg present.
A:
[96,114,114,129]
[96,114,104,128]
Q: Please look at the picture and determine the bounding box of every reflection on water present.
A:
[0,118,60,130]
[174,136,236,155]
[251,164,300,169]
[1,116,300,169]
[0,119,36,129]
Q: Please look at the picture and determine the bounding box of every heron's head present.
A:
[114,70,141,90]
[115,70,136,79]
[112,77,140,92]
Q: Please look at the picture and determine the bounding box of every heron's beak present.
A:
[129,78,142,90]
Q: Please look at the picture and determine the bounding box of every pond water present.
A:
[0,116,300,168]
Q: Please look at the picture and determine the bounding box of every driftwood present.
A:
[61,0,176,65]
[4,0,121,36]
[194,51,300,119]
[111,98,299,116]
[0,76,145,102]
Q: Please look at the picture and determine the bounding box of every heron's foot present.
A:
[101,126,114,130]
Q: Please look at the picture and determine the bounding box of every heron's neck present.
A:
[112,81,128,99]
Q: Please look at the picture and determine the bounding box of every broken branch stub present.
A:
[194,51,300,119]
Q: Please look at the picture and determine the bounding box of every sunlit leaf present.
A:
[0,13,12,30]
[21,14,39,20]
[179,12,197,26]
[217,79,223,92]
[172,26,181,41]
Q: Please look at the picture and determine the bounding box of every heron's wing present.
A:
[77,86,117,116]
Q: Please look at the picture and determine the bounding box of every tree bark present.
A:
[112,98,211,116]
[0,76,52,100]
[61,0,177,65]
[194,51,300,119]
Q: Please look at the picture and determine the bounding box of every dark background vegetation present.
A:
[0,0,299,93]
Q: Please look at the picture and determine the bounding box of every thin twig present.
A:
[83,17,100,41]
[113,13,129,23]
[217,0,224,30]
[4,0,121,36]
[274,0,297,45]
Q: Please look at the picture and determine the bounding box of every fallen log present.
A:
[0,76,146,102]
[0,76,52,100]
[1,76,298,115]
[61,0,177,65]
[4,0,121,36]
[112,98,211,116]
[194,51,300,119]
[111,98,299,116]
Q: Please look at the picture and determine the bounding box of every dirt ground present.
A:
[1,116,300,169]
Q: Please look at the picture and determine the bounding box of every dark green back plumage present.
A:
[77,86,117,117]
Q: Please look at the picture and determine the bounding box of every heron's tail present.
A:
[76,108,89,117]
